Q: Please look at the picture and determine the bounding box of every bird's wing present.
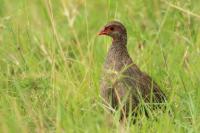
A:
[123,63,166,103]
[139,71,166,102]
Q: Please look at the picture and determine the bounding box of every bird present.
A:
[98,21,166,121]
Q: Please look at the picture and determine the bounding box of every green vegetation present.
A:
[0,0,200,132]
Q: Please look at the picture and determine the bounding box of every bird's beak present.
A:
[98,28,108,35]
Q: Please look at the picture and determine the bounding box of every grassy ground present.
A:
[0,0,200,132]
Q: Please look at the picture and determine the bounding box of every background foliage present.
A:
[0,0,200,132]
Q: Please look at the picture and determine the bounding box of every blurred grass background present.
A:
[0,0,200,132]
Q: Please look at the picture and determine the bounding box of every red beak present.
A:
[98,28,108,35]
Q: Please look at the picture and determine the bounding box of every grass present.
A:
[0,0,200,132]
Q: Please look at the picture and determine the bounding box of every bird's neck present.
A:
[109,41,127,53]
[106,36,129,63]
[112,34,127,46]
[104,38,130,70]
[110,35,127,52]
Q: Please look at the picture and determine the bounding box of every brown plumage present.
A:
[99,21,166,119]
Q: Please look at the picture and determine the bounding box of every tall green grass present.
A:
[0,0,200,132]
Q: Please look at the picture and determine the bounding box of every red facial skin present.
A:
[98,26,112,35]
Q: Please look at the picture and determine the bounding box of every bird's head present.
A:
[98,21,127,42]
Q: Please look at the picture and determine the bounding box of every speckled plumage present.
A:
[99,21,166,118]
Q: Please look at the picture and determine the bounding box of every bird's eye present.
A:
[110,27,114,31]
